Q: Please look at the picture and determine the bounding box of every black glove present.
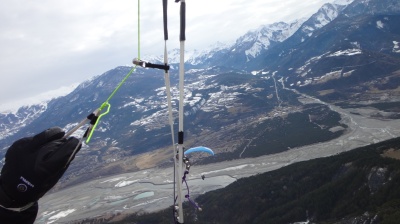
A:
[0,127,81,209]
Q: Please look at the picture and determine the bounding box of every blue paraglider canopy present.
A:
[184,146,214,156]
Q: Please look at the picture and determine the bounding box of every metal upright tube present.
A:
[176,1,186,222]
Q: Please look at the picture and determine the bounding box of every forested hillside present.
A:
[105,137,400,224]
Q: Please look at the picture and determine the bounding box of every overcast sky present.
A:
[0,0,339,112]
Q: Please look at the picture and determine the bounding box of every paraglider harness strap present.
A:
[174,157,202,211]
[182,170,201,210]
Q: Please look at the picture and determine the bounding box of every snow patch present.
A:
[393,41,400,53]
[47,209,76,224]
[350,41,360,49]
[327,49,362,57]
[246,41,267,59]
[376,20,384,29]
[296,53,330,76]
[343,69,356,77]
[242,19,305,58]
[115,180,139,187]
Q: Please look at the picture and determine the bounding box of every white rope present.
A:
[162,40,179,214]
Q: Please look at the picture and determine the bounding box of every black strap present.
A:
[163,0,168,41]
[145,62,170,71]
[178,131,184,144]
[179,2,186,41]
[87,112,98,125]
[133,59,170,71]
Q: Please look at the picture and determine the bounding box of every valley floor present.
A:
[36,104,400,223]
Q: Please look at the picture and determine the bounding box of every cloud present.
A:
[0,0,335,110]
[0,83,79,113]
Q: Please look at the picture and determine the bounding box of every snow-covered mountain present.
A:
[0,103,48,141]
[235,20,307,61]
[135,0,355,72]
[178,0,354,69]
[186,41,232,65]
[141,18,310,68]
[142,41,233,66]
[291,2,352,43]
[189,0,354,71]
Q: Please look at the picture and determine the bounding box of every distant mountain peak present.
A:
[140,40,233,65]
[299,1,350,38]
[235,19,307,60]
[139,0,354,70]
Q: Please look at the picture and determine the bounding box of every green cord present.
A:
[105,66,137,103]
[138,0,141,59]
[86,102,110,143]
[86,0,141,143]
[85,66,137,143]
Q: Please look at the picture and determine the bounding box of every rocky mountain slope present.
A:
[0,103,47,141]
[252,0,400,106]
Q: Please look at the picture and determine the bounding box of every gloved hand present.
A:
[0,127,81,209]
